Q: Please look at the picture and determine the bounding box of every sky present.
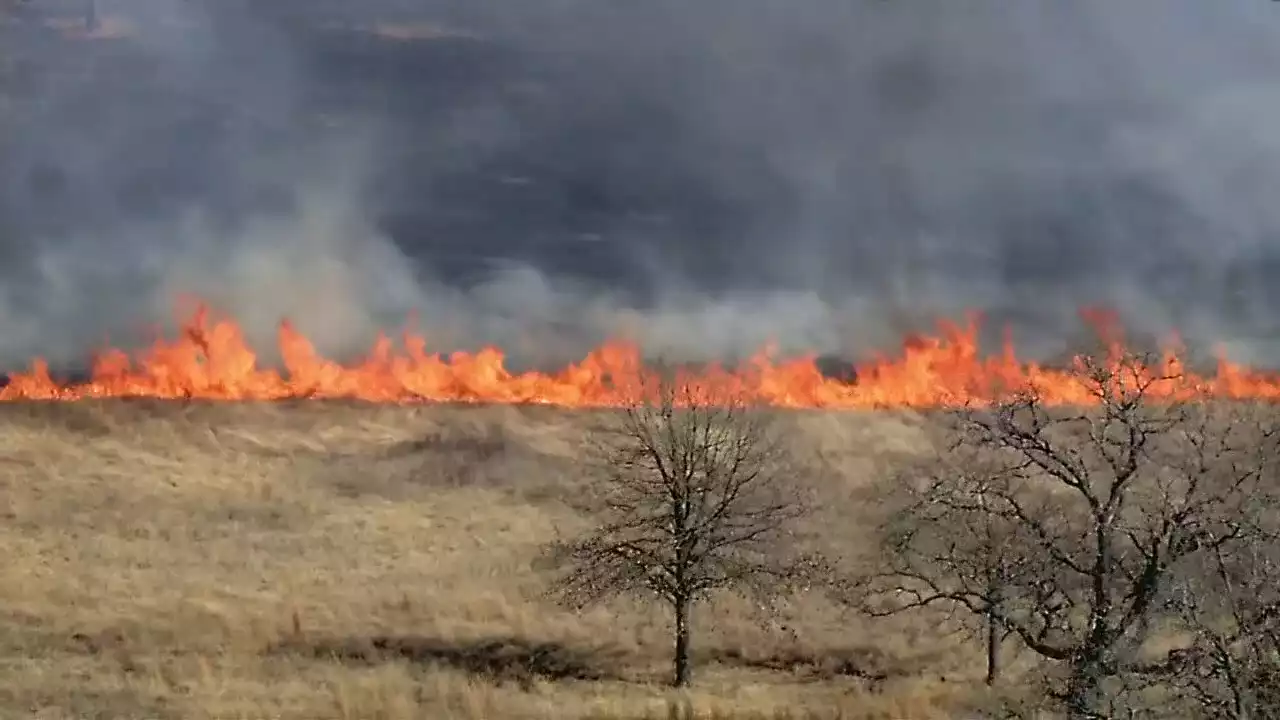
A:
[3,0,1280,373]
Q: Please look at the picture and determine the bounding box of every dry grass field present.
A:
[0,400,1006,719]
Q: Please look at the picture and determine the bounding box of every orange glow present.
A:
[0,302,1275,407]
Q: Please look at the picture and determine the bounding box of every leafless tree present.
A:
[541,374,821,687]
[1163,535,1280,719]
[862,350,1280,718]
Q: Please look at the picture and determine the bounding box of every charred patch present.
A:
[271,634,626,685]
[813,354,859,384]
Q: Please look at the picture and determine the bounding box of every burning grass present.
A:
[0,400,997,719]
[6,303,1280,407]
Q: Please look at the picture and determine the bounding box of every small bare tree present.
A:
[869,445,1023,687]
[542,373,819,687]
[863,351,1280,718]
[1164,534,1280,719]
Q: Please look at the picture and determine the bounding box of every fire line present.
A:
[2,303,1277,407]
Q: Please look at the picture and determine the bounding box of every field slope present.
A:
[0,401,983,719]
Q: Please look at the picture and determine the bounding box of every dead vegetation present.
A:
[543,378,825,688]
[4,354,1278,718]
[0,398,961,719]
[859,354,1280,718]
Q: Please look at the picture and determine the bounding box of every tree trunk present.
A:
[1066,657,1106,720]
[673,597,692,687]
[985,607,999,685]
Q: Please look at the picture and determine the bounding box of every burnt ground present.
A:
[0,4,798,300]
[5,2,1280,373]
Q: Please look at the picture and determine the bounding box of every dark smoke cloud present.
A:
[3,0,1280,375]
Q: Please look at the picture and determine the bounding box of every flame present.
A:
[2,302,1279,407]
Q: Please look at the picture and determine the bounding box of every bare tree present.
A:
[1163,535,1280,719]
[867,445,1023,688]
[541,374,820,687]
[862,351,1280,718]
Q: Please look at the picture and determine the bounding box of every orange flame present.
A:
[2,302,1278,407]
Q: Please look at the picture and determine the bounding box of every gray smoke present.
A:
[3,0,1280,376]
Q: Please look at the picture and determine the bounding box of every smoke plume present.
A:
[4,0,1280,375]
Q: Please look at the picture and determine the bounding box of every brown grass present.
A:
[0,401,998,719]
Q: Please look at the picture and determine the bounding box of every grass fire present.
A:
[8,1,1280,718]
[5,302,1280,408]
[6,340,1280,718]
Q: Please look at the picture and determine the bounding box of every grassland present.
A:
[0,401,1004,719]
